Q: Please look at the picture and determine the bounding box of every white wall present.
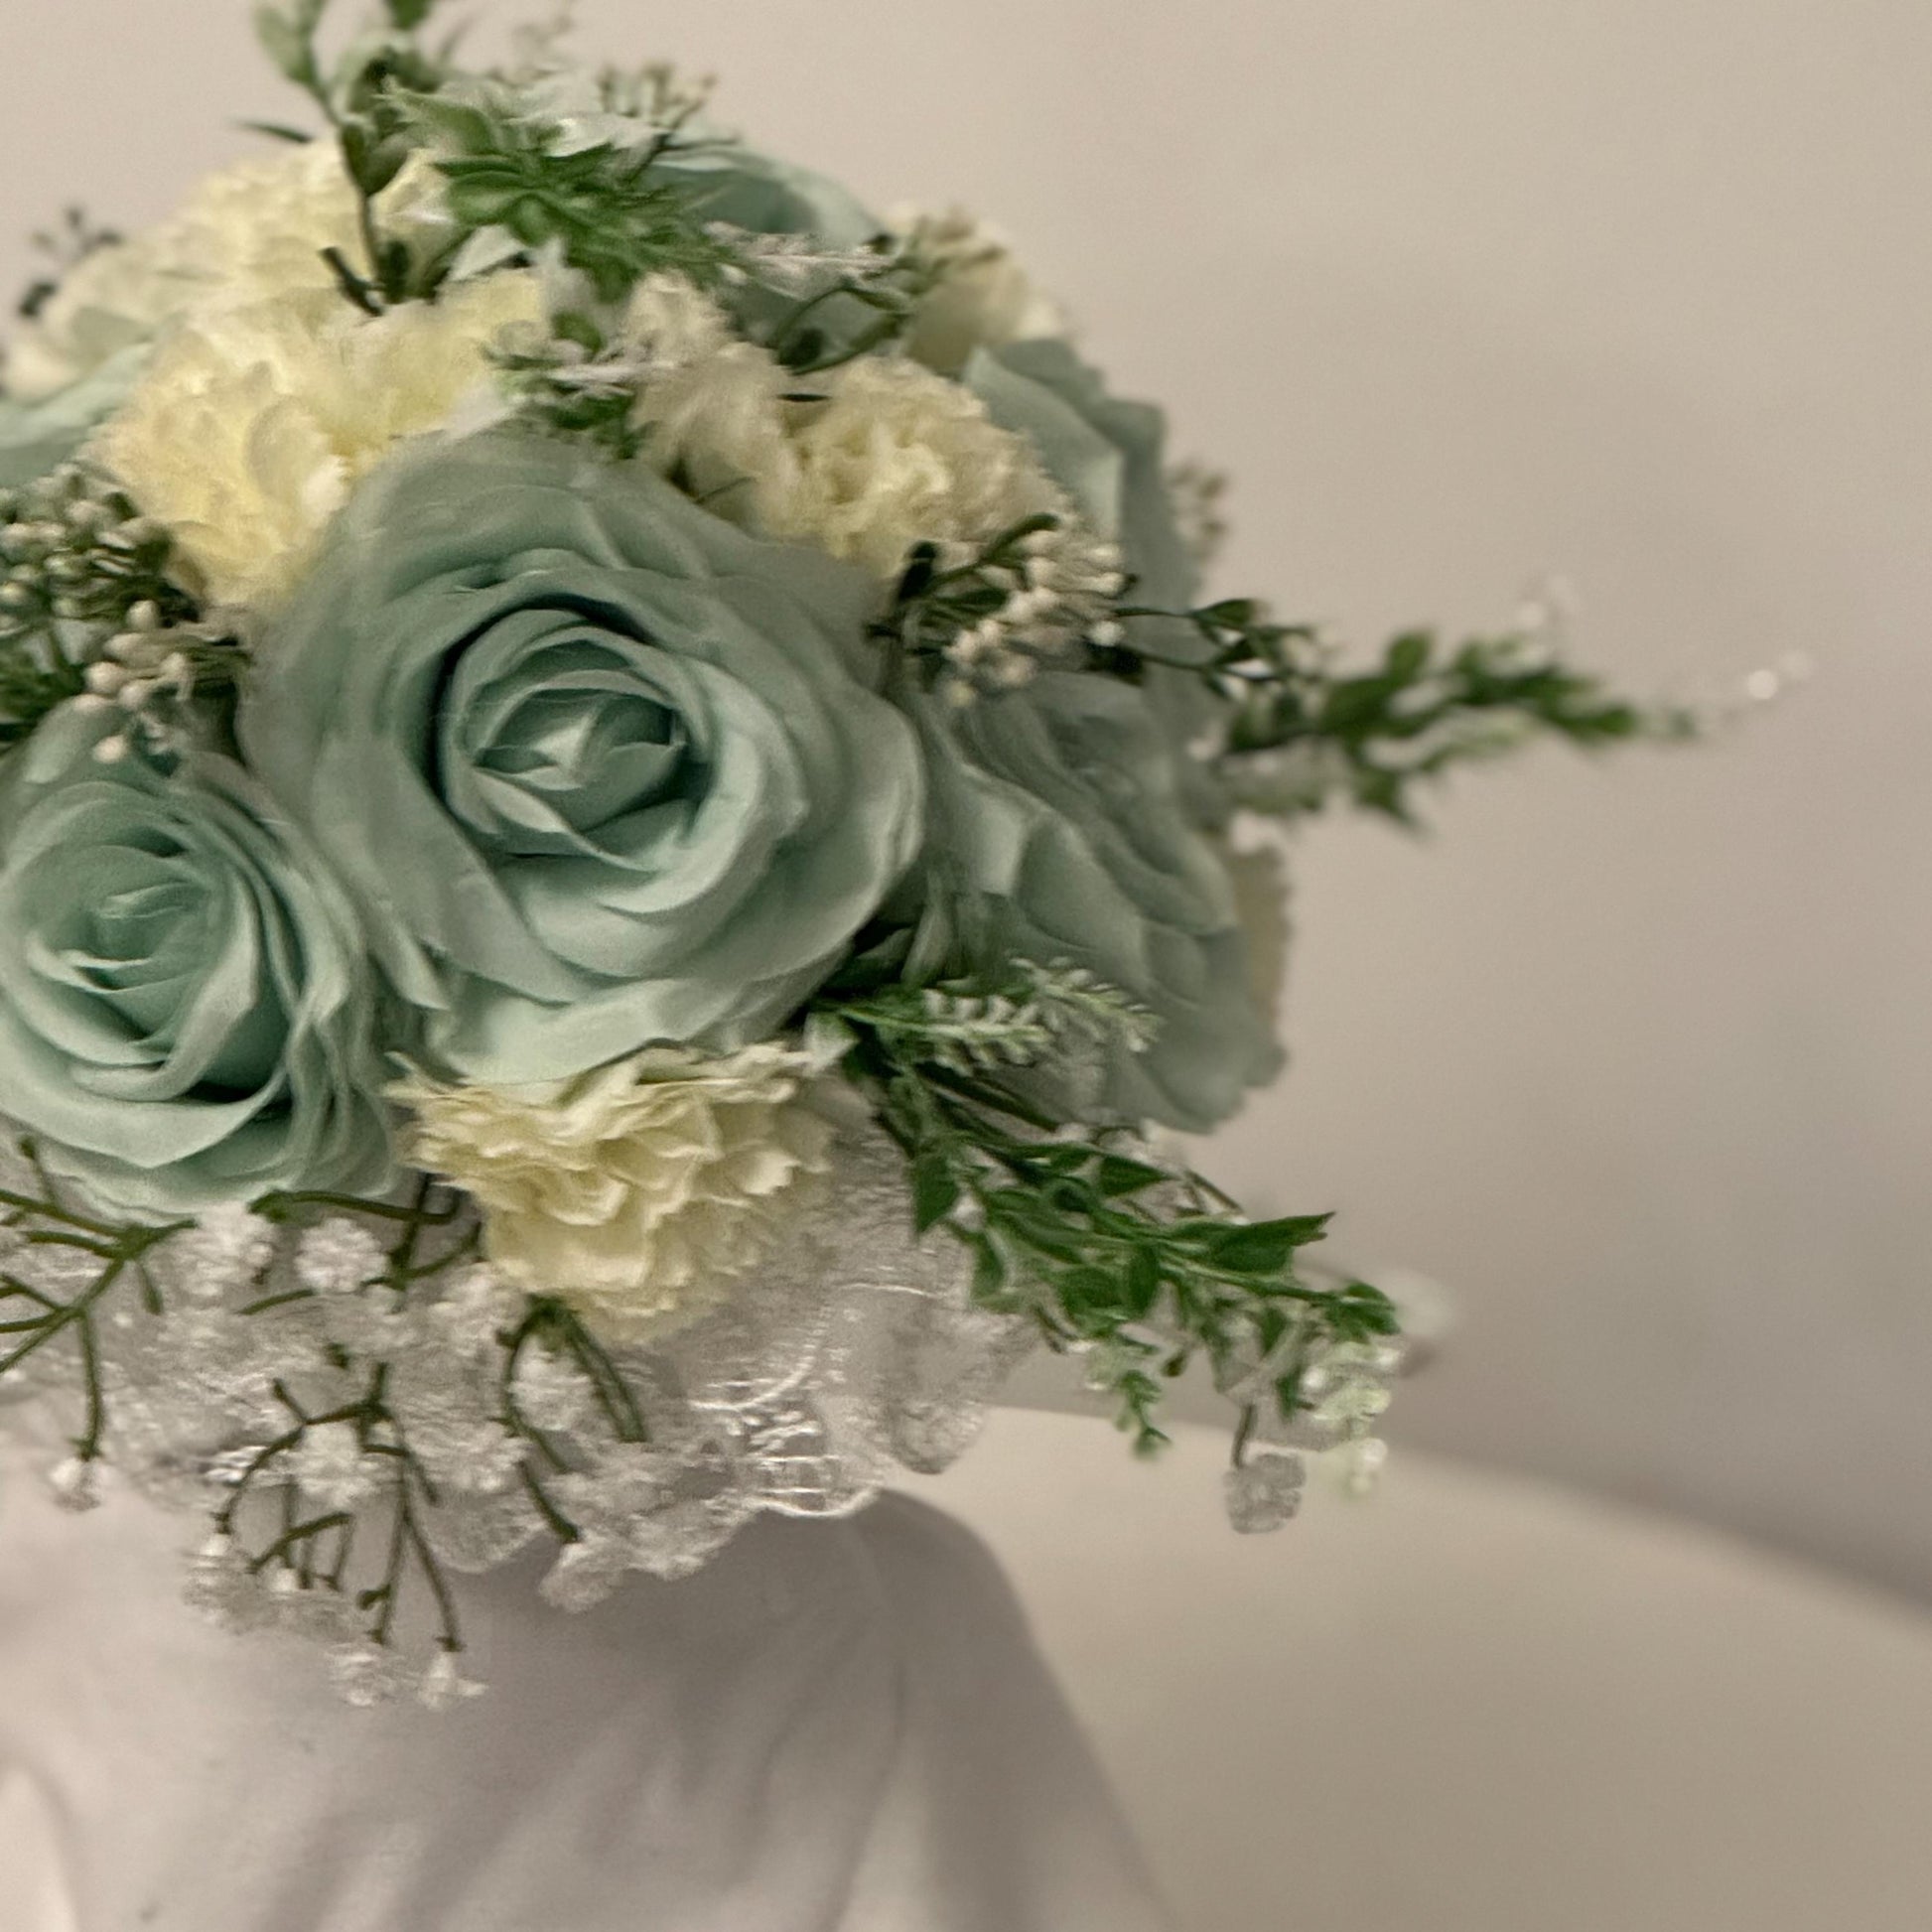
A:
[4,1,1927,1595]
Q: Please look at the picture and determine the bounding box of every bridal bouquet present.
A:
[0,1,1693,1703]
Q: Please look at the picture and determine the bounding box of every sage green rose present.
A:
[239,431,924,1084]
[0,348,146,487]
[0,706,391,1216]
[965,340,1232,828]
[965,339,1198,612]
[904,670,1281,1134]
[658,142,879,252]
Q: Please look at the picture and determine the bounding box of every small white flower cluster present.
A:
[935,517,1130,705]
[0,464,173,639]
[69,599,234,764]
[721,229,910,301]
[481,58,718,156]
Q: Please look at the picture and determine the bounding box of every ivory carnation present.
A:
[95,273,542,612]
[622,276,801,508]
[757,357,1064,582]
[394,1044,845,1341]
[6,143,444,401]
[894,207,1066,376]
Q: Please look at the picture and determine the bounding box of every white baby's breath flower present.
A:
[168,1201,278,1305]
[393,1043,849,1344]
[6,144,446,400]
[95,272,544,612]
[47,1454,104,1512]
[290,1421,377,1511]
[427,1264,520,1359]
[892,206,1066,375]
[759,357,1063,583]
[511,1345,596,1435]
[294,1219,388,1296]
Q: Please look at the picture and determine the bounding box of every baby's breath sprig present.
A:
[759,236,943,377]
[816,968,1403,1458]
[0,464,237,757]
[0,1138,190,1495]
[879,513,1130,703]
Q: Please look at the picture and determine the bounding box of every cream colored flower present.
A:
[95,273,543,612]
[623,276,801,510]
[394,1043,848,1343]
[893,207,1066,376]
[758,357,1063,582]
[6,143,445,401]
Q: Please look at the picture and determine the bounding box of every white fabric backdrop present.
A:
[1,0,1926,1595]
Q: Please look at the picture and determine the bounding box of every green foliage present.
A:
[252,0,460,307]
[823,960,1157,1080]
[253,0,332,96]
[818,970,1401,1455]
[486,309,651,460]
[1110,600,1700,824]
[0,1139,189,1463]
[403,90,740,303]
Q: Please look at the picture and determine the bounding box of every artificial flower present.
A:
[239,430,924,1082]
[395,1042,843,1340]
[760,356,1064,582]
[94,272,542,612]
[966,337,1230,822]
[904,668,1282,1132]
[0,705,390,1215]
[895,207,1065,376]
[5,142,444,402]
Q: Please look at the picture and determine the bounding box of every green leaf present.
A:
[969,1234,1008,1303]
[254,6,314,83]
[240,119,317,144]
[340,121,407,197]
[910,1154,960,1234]
[1097,1156,1168,1198]
[1124,1245,1163,1318]
[1198,598,1259,628]
[1384,630,1434,683]
[385,0,437,26]
[1058,1266,1129,1334]
[1200,1215,1331,1275]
